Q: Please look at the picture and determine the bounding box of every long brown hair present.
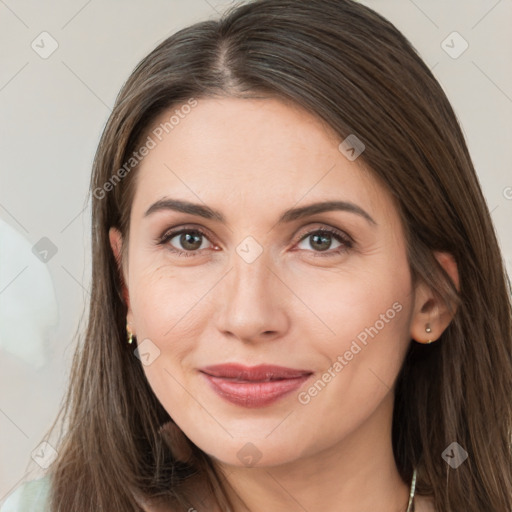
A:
[40,0,512,510]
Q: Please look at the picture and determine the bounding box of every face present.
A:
[110,96,419,468]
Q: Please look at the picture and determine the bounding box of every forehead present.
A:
[131,97,388,222]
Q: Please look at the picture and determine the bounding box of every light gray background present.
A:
[1,0,511,502]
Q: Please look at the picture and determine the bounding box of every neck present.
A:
[214,392,411,512]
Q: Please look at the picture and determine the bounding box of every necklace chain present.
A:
[406,467,417,512]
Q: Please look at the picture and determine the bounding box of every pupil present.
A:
[311,233,331,251]
[181,232,201,250]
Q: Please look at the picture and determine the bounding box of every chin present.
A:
[187,427,311,469]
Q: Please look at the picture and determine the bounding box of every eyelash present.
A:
[156,225,354,258]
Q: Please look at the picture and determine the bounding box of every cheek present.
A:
[128,270,202,420]
[291,271,412,453]
[127,262,221,405]
[304,258,411,398]
[129,259,211,340]
[290,254,411,357]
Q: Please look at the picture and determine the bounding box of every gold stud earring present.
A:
[126,323,134,344]
[425,323,434,344]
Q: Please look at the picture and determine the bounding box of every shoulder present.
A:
[0,475,52,512]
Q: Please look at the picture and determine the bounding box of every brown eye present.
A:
[158,228,213,256]
[173,231,204,251]
[296,228,353,256]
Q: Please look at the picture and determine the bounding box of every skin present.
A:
[109,97,457,512]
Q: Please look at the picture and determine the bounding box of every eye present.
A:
[157,227,215,257]
[294,227,353,257]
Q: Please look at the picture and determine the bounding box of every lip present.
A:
[199,363,313,408]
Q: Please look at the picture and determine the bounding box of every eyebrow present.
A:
[144,198,377,226]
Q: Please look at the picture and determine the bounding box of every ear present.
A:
[410,251,459,344]
[109,227,135,329]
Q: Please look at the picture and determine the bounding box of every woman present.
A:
[3,0,511,510]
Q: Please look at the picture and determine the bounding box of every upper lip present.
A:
[200,363,313,381]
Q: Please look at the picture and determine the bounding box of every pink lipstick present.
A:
[199,363,313,408]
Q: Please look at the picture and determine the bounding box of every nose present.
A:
[213,252,290,344]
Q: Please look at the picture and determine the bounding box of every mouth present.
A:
[199,363,313,408]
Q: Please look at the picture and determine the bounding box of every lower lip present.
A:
[201,373,312,408]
